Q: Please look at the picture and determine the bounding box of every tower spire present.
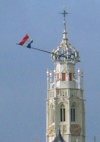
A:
[61,7,69,39]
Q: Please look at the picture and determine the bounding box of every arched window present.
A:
[71,104,75,122]
[62,73,66,81]
[69,73,73,81]
[60,104,65,122]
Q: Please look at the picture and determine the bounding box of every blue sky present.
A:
[0,0,100,142]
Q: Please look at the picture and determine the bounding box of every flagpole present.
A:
[31,46,68,59]
[17,44,67,58]
[31,46,52,54]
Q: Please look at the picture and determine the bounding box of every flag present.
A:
[18,34,33,48]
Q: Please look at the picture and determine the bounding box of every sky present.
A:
[0,0,100,142]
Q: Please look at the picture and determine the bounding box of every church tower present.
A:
[46,10,85,142]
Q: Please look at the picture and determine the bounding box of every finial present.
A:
[61,6,69,31]
[60,6,70,39]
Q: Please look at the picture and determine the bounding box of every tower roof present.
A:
[51,9,80,64]
[52,129,66,142]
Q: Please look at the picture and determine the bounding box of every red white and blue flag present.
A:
[17,34,52,55]
[18,34,33,48]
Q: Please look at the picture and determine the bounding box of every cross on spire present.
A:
[61,9,68,19]
[60,7,69,32]
[60,7,69,39]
